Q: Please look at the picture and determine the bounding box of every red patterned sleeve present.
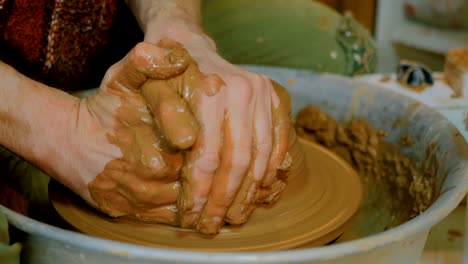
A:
[0,0,118,91]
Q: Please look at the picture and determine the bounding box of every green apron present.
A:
[0,209,21,264]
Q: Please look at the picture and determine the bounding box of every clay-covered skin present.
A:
[140,44,294,234]
[295,105,435,216]
[87,39,293,234]
[226,81,293,224]
[138,4,294,232]
[86,41,210,224]
[175,72,293,234]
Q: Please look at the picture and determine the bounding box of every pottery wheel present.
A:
[50,138,362,251]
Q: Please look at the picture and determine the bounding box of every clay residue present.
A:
[87,41,216,226]
[87,40,293,235]
[295,105,435,219]
[399,135,414,147]
[87,41,196,224]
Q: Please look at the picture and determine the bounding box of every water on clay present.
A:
[0,106,435,250]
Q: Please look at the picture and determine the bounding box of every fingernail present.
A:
[196,216,223,235]
[226,206,244,225]
[278,152,292,170]
[227,206,252,225]
[264,181,286,203]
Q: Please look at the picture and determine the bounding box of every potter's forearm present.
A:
[126,0,202,33]
[126,0,212,45]
[0,61,79,182]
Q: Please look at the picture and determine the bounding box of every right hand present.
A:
[145,37,293,234]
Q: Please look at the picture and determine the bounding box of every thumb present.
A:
[104,42,191,92]
[142,79,199,150]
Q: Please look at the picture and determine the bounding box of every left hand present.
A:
[68,42,200,224]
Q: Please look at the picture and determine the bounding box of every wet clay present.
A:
[86,40,230,226]
[295,105,435,218]
[87,41,204,225]
[50,136,362,251]
[86,40,294,234]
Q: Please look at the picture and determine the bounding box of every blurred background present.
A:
[318,0,468,73]
[319,1,467,263]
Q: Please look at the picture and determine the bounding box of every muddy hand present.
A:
[256,81,293,204]
[152,38,292,234]
[226,80,293,224]
[74,42,198,224]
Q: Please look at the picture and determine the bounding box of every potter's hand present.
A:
[74,42,198,224]
[126,0,293,234]
[150,37,292,234]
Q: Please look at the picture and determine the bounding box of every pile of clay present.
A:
[295,105,435,229]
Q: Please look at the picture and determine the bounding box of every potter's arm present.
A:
[0,61,81,188]
[0,65,84,261]
[125,0,215,49]
[0,44,200,222]
[126,0,202,33]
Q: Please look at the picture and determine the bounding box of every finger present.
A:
[257,174,288,203]
[88,173,180,216]
[141,79,199,150]
[113,89,154,126]
[171,64,224,103]
[89,180,179,225]
[105,42,190,94]
[86,85,152,132]
[261,80,292,189]
[177,94,223,228]
[116,123,182,205]
[133,124,183,179]
[155,38,222,96]
[132,204,179,225]
[226,76,273,224]
[101,162,180,207]
[196,77,254,234]
[88,123,182,217]
[88,174,130,217]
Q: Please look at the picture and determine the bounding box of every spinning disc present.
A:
[50,138,362,251]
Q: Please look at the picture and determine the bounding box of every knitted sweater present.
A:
[0,0,142,90]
